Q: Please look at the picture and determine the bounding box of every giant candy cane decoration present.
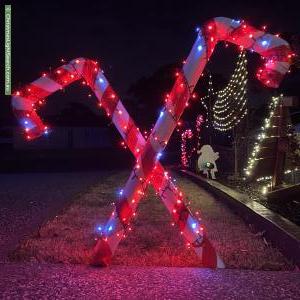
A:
[12,17,292,268]
[11,58,222,267]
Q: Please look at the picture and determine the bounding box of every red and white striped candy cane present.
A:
[95,17,292,266]
[11,17,292,269]
[11,58,221,267]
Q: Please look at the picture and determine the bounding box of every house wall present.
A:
[13,127,112,149]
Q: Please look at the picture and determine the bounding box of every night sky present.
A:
[2,0,300,122]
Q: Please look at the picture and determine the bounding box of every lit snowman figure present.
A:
[197,144,219,179]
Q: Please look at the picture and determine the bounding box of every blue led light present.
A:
[119,189,123,196]
[195,27,200,32]
[261,40,268,47]
[108,225,113,231]
[97,226,102,232]
[20,118,35,130]
[159,111,164,118]
[231,19,241,25]
[197,45,203,52]
[99,78,104,83]
[44,130,49,135]
[191,222,197,229]
[157,152,162,159]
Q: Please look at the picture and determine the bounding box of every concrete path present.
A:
[0,263,299,299]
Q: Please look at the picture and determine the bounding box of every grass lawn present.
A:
[11,170,295,270]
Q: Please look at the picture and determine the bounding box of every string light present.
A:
[195,114,204,151]
[198,51,248,132]
[181,129,193,167]
[243,95,291,194]
[213,51,248,131]
[181,114,204,168]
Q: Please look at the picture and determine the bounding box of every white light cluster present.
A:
[244,96,281,179]
[243,95,287,194]
[213,51,248,131]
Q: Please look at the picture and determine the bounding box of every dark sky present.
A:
[10,0,300,94]
[1,0,299,124]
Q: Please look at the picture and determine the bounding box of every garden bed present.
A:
[11,171,295,270]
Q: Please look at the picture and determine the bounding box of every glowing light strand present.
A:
[213,51,248,131]
[181,129,193,167]
[243,95,287,194]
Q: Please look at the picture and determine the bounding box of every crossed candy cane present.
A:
[11,58,222,267]
[12,17,292,269]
